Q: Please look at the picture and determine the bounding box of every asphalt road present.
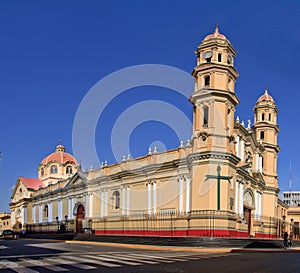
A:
[0,239,298,273]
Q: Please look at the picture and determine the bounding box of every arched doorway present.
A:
[75,204,85,233]
[243,189,255,237]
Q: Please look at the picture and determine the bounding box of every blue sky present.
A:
[0,0,299,212]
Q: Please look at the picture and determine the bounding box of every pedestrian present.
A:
[288,232,293,248]
[283,231,288,248]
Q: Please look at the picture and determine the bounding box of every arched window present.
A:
[204,75,210,87]
[262,113,265,121]
[218,53,222,62]
[269,113,272,121]
[44,205,48,219]
[66,166,73,175]
[112,191,120,209]
[41,168,44,177]
[203,106,209,127]
[50,165,58,174]
[260,131,264,140]
[16,209,21,218]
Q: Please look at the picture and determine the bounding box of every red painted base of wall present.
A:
[94,229,251,238]
[94,229,279,239]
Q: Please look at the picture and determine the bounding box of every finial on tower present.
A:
[215,23,219,34]
[265,84,269,95]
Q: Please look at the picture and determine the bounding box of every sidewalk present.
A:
[66,240,300,253]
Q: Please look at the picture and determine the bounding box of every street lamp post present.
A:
[65,215,68,232]
[56,216,59,232]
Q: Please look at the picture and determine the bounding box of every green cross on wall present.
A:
[206,165,232,210]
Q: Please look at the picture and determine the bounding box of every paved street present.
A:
[0,239,299,273]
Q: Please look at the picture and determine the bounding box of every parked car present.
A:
[2,229,15,240]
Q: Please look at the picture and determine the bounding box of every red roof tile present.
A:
[19,177,44,190]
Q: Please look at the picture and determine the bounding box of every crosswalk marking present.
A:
[0,251,232,272]
[62,255,119,268]
[0,246,8,250]
[44,257,97,270]
[0,259,39,273]
[84,254,142,266]
[20,258,69,272]
[111,253,159,264]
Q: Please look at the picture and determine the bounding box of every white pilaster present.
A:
[178,177,183,214]
[22,206,27,225]
[240,139,245,161]
[236,136,240,158]
[121,186,125,216]
[68,199,71,219]
[259,156,263,173]
[147,182,152,215]
[258,192,262,217]
[39,204,42,223]
[85,195,89,218]
[100,191,104,218]
[255,191,259,219]
[71,198,75,219]
[185,176,190,213]
[126,187,130,216]
[32,206,36,224]
[255,153,259,172]
[153,181,157,215]
[48,202,52,222]
[239,183,244,216]
[89,194,93,218]
[235,182,239,214]
[104,190,108,217]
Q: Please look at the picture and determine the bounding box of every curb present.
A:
[65,240,232,253]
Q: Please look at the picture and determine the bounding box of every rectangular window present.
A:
[218,53,222,62]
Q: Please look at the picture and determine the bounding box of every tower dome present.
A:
[257,88,274,103]
[38,143,77,184]
[204,24,227,41]
[40,144,77,166]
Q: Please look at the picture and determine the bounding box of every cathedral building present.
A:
[10,26,289,238]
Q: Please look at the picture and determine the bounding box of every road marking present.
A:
[0,246,8,249]
[0,259,39,273]
[44,257,97,270]
[127,253,188,263]
[62,255,119,268]
[84,254,142,266]
[109,253,159,264]
[20,258,69,271]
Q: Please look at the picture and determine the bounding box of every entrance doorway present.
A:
[76,204,85,233]
[244,207,252,236]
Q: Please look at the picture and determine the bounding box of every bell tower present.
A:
[190,25,239,154]
[253,88,279,188]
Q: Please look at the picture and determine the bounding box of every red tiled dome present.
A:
[40,144,77,166]
[257,89,274,103]
[204,24,226,41]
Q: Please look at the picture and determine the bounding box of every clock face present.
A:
[227,54,233,63]
[202,51,213,59]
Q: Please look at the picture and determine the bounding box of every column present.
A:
[71,198,75,219]
[22,206,27,225]
[58,199,63,221]
[89,194,93,218]
[105,190,108,217]
[68,199,71,219]
[121,186,125,216]
[153,181,157,215]
[239,183,244,216]
[255,191,259,219]
[236,136,240,158]
[48,202,52,222]
[185,176,190,213]
[259,156,263,173]
[258,193,262,218]
[255,153,259,172]
[147,182,152,215]
[240,139,245,161]
[126,186,130,216]
[178,177,183,214]
[85,195,89,218]
[32,206,36,224]
[235,182,239,214]
[39,204,42,223]
[100,191,104,218]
